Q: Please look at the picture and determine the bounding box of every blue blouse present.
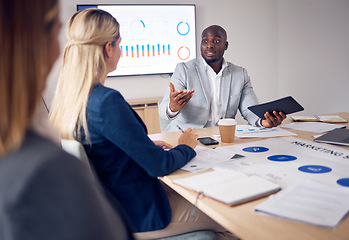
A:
[83,84,196,232]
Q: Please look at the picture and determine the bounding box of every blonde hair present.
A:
[49,9,120,141]
[0,0,59,157]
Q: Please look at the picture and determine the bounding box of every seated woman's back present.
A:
[0,1,134,239]
[0,131,133,239]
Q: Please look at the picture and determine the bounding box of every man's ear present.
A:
[225,41,229,50]
[104,41,112,58]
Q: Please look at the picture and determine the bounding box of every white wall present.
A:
[43,0,349,117]
[278,0,349,115]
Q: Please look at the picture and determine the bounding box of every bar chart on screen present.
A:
[76,4,198,77]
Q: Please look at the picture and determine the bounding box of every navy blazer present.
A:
[83,84,196,232]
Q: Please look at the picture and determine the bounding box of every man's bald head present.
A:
[201,25,227,42]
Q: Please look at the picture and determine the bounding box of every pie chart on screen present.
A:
[177,21,190,36]
[131,19,145,34]
[177,46,190,60]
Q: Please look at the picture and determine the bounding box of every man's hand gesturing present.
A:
[168,82,194,112]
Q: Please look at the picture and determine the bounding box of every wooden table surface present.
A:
[149,112,349,240]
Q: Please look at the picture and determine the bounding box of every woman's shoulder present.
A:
[5,131,83,172]
[88,84,128,112]
[89,84,124,102]
[0,131,87,198]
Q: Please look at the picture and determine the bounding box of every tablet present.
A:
[248,96,304,119]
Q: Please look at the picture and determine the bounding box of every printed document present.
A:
[236,125,297,138]
[181,145,237,172]
[255,180,349,228]
[214,137,349,188]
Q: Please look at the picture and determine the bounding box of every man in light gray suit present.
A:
[159,25,286,132]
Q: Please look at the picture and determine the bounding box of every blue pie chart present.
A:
[298,165,332,174]
[177,21,190,35]
[243,147,269,153]
[337,178,349,187]
[267,155,297,162]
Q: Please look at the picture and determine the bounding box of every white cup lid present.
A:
[218,118,237,126]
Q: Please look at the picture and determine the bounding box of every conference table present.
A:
[149,112,349,240]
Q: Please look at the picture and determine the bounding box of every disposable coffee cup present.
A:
[218,118,237,143]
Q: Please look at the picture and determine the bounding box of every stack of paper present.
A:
[281,122,345,133]
[291,115,347,123]
[174,170,280,206]
[255,180,349,228]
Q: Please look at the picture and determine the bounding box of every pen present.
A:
[177,125,184,133]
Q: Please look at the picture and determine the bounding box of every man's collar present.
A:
[201,56,227,73]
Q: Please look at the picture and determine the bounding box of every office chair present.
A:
[60,139,94,177]
[157,99,171,132]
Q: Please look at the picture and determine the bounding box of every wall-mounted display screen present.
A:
[77,4,196,77]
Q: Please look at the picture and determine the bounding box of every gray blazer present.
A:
[0,131,134,240]
[159,58,261,132]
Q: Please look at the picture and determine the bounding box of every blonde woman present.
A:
[50,8,236,240]
[0,0,133,239]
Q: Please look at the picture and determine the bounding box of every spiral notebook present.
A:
[174,170,280,206]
